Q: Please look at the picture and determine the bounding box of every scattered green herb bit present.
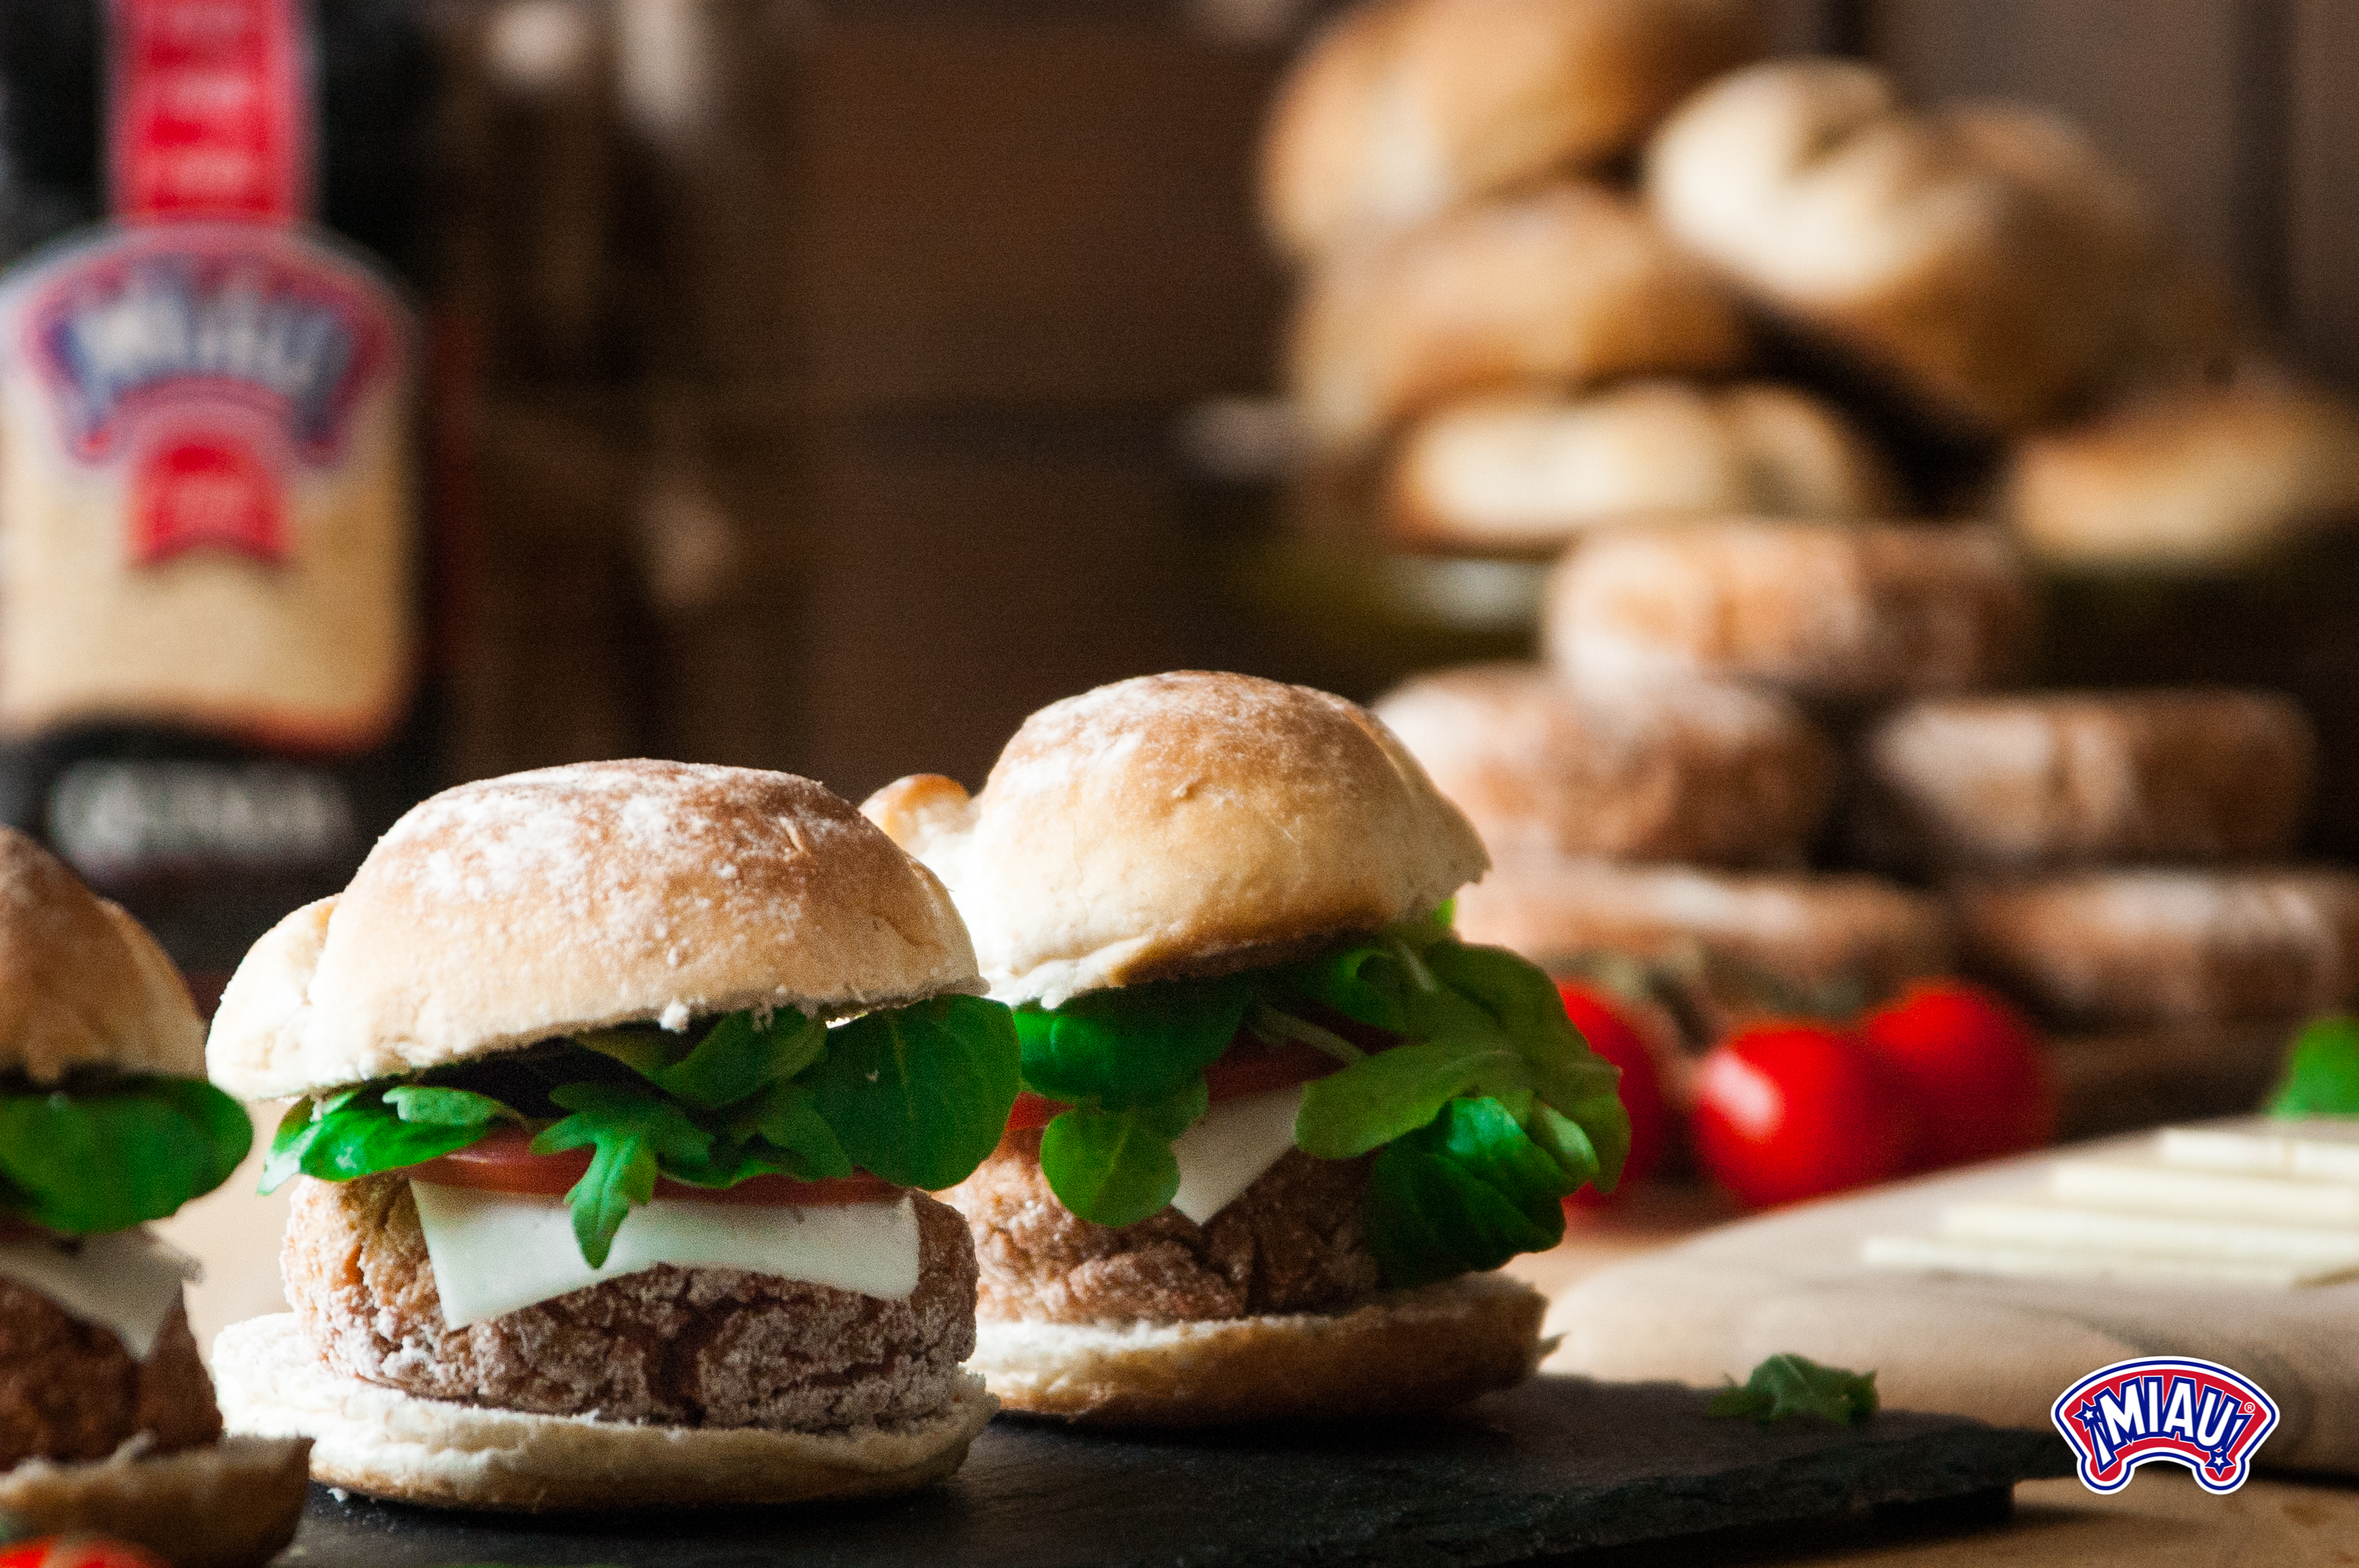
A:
[2267,1015,2359,1118]
[0,1076,251,1234]
[1710,1354,1880,1427]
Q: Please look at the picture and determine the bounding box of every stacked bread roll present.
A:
[1265,1,1908,557]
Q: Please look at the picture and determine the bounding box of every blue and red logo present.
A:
[2052,1357,2277,1495]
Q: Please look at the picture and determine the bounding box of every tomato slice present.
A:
[0,1215,53,1245]
[1004,1034,1349,1134]
[405,1129,902,1206]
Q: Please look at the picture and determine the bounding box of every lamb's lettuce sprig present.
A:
[1012,915,1631,1283]
[0,1076,252,1235]
[262,994,1020,1266]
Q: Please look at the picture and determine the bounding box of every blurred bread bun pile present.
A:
[1261,5,2359,1134]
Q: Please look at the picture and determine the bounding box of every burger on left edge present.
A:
[205,760,1019,1512]
[0,828,310,1568]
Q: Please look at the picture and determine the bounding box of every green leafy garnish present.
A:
[1710,1354,1880,1426]
[2268,1015,2359,1117]
[1008,915,1632,1280]
[0,1076,252,1234]
[261,995,1021,1267]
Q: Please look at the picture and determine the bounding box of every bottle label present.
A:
[0,223,413,750]
[111,0,309,223]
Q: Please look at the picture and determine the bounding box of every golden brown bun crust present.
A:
[1288,182,1748,452]
[1388,381,1898,553]
[282,1175,977,1431]
[0,1435,311,1568]
[1956,869,2359,1025]
[1262,0,1761,260]
[2003,380,2359,572]
[213,1314,993,1512]
[0,826,205,1084]
[0,1287,218,1468]
[1860,689,2317,870]
[1456,852,1954,1004]
[1545,520,2034,702]
[209,760,981,1100]
[951,1129,1379,1324]
[863,673,1488,1006]
[969,1272,1545,1425]
[1645,59,2205,435]
[1374,662,1835,865]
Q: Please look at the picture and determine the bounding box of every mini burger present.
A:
[863,672,1630,1425]
[0,827,309,1568]
[204,760,1019,1511]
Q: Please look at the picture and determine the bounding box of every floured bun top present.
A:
[209,760,980,1101]
[0,827,205,1084]
[863,673,1488,1005]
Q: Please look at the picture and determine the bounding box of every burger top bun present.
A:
[1261,0,1761,261]
[863,673,1488,1007]
[209,760,980,1102]
[0,826,205,1085]
[1645,58,2189,435]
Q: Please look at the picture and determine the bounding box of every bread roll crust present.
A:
[864,673,1487,1007]
[1545,519,2034,702]
[1646,59,2203,434]
[212,1314,994,1512]
[1388,381,1898,552]
[0,826,205,1084]
[0,1435,311,1568]
[208,760,981,1101]
[1289,182,1748,452]
[1957,869,2359,1025]
[1262,0,1760,260]
[2003,381,2359,571]
[1861,689,2317,870]
[969,1272,1547,1425]
[1375,662,1835,865]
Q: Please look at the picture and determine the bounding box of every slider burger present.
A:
[0,828,309,1568]
[204,760,1020,1511]
[863,672,1631,1424]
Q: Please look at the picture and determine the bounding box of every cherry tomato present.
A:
[1863,981,2055,1171]
[0,1539,169,1568]
[1692,1023,1918,1209]
[405,1128,902,1205]
[1557,982,1668,1205]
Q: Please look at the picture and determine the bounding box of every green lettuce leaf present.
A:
[578,1009,827,1111]
[0,1076,253,1234]
[1363,1096,1572,1286]
[803,994,1021,1190]
[1037,1077,1210,1228]
[1014,977,1254,1107]
[1710,1354,1879,1426]
[260,1084,512,1194]
[533,1083,714,1267]
[2268,1014,2359,1117]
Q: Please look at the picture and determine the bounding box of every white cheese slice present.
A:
[1859,1235,2339,1289]
[1937,1197,2359,1271]
[2159,1123,2359,1184]
[0,1229,199,1359]
[1169,1085,1307,1225]
[2048,1157,2359,1226]
[409,1183,921,1330]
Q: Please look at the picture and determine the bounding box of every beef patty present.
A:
[947,1127,1381,1324]
[282,1175,977,1431]
[0,1278,220,1469]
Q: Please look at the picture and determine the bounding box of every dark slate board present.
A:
[287,1376,2071,1568]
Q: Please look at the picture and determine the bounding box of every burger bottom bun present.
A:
[211,1315,994,1513]
[0,1435,311,1568]
[972,1272,1547,1427]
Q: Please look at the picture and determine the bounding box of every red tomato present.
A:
[1004,1034,1347,1134]
[1692,1023,1918,1209]
[405,1129,902,1206]
[1557,982,1668,1205]
[1863,981,2055,1171]
[0,1539,169,1568]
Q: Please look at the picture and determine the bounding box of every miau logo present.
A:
[25,238,391,465]
[2052,1356,2278,1495]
